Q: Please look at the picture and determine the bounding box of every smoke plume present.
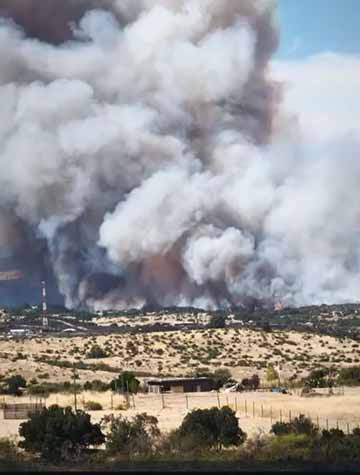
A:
[0,0,358,309]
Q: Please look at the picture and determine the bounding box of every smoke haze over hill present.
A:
[0,0,359,310]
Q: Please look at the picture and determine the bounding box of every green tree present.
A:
[176,407,246,451]
[103,413,160,455]
[5,375,26,396]
[212,368,233,390]
[271,415,318,437]
[208,315,226,329]
[265,365,279,385]
[110,372,140,394]
[83,380,110,392]
[191,368,234,390]
[18,405,105,460]
[337,366,360,386]
[303,368,332,388]
[86,345,108,359]
[241,374,260,390]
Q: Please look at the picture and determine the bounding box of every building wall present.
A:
[148,379,213,393]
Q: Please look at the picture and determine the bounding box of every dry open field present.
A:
[1,387,360,441]
[0,327,358,384]
[0,326,359,442]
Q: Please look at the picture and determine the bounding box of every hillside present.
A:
[0,327,358,383]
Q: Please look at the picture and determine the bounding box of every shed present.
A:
[147,377,213,393]
[3,402,45,420]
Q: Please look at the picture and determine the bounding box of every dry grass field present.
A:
[0,326,359,442]
[0,327,358,384]
[2,387,360,441]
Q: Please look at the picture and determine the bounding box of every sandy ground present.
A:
[0,327,358,383]
[1,327,359,443]
[1,387,360,441]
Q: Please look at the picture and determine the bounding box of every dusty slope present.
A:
[0,327,358,383]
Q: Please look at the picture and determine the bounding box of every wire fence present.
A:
[130,390,360,433]
[1,388,359,434]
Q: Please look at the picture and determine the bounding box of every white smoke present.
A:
[0,0,359,309]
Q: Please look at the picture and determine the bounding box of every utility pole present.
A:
[73,366,78,411]
[41,280,49,329]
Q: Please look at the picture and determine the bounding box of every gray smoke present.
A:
[0,0,358,310]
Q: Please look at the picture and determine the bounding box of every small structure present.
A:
[146,377,213,394]
[8,329,29,338]
[3,402,45,420]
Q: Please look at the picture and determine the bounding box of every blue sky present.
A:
[276,0,360,59]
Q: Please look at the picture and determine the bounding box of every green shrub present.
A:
[302,368,333,388]
[83,380,110,392]
[174,407,246,452]
[208,316,226,329]
[19,405,105,461]
[27,381,81,396]
[86,345,108,359]
[37,373,50,380]
[83,401,103,411]
[258,433,314,463]
[3,375,26,396]
[271,415,318,437]
[103,413,160,456]
[337,366,360,386]
[110,372,140,394]
[0,438,19,462]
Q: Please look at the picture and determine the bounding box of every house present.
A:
[146,377,213,394]
[8,329,29,338]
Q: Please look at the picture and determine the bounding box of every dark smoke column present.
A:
[0,0,119,44]
[0,212,27,304]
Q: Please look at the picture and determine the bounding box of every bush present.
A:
[258,433,314,463]
[110,372,140,394]
[83,380,110,392]
[27,381,81,397]
[265,365,279,385]
[271,415,318,437]
[208,315,226,329]
[190,368,234,390]
[86,345,108,359]
[337,366,360,386]
[174,407,246,451]
[302,368,333,388]
[103,413,160,456]
[318,428,360,463]
[37,373,50,380]
[271,421,293,436]
[0,438,19,462]
[3,375,26,396]
[241,374,260,390]
[83,401,103,411]
[19,405,105,461]
[212,369,234,390]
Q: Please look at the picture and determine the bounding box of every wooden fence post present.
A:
[186,395,189,410]
[252,401,255,418]
[161,393,165,409]
[245,400,248,417]
[217,392,220,409]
